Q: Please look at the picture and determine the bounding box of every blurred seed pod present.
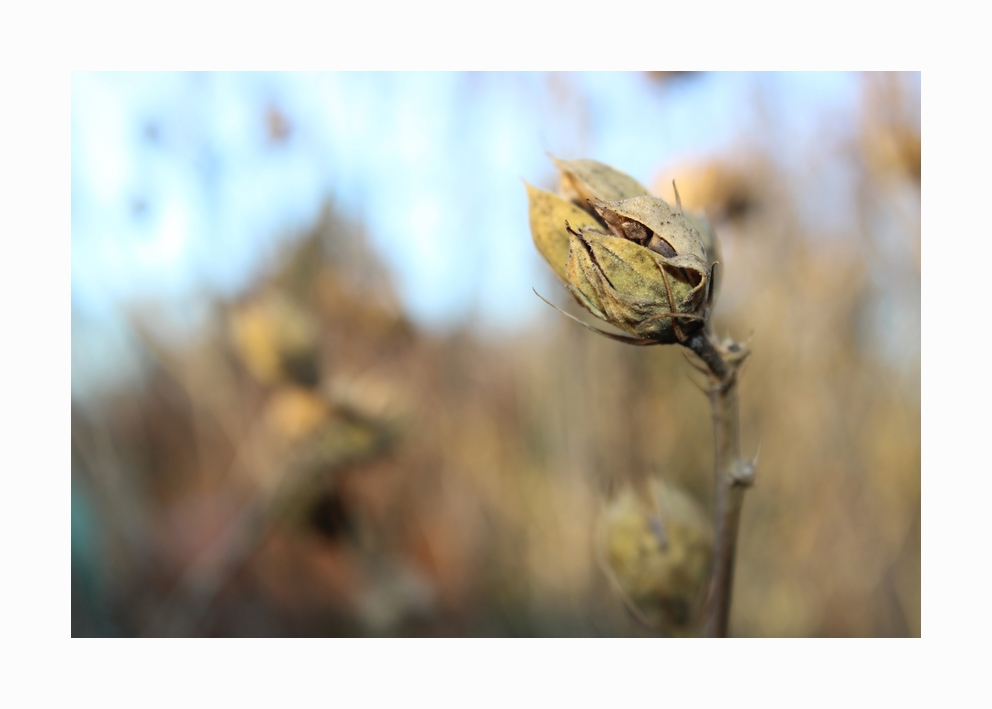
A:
[653,160,764,227]
[228,291,321,387]
[596,476,713,631]
[265,385,330,445]
[326,371,411,426]
[864,124,920,183]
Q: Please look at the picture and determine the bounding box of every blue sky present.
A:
[71,72,885,394]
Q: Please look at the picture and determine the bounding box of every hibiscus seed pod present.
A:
[526,157,717,343]
[567,195,711,341]
[596,476,714,630]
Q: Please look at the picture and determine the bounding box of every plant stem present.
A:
[683,329,754,638]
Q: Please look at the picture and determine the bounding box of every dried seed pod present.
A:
[566,195,711,342]
[596,476,714,630]
[526,157,718,343]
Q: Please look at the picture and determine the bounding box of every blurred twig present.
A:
[148,406,396,636]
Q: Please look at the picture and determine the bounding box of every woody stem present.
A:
[682,329,753,638]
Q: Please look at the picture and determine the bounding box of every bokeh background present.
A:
[71,72,920,637]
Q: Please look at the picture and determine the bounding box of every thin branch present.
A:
[683,329,730,382]
[680,328,754,637]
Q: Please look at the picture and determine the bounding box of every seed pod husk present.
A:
[682,209,721,307]
[588,196,708,268]
[525,181,602,282]
[565,228,700,343]
[551,157,649,205]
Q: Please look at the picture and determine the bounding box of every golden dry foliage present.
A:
[72,77,919,637]
[715,236,918,635]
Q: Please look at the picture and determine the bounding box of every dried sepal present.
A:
[551,156,649,205]
[525,182,602,282]
[565,227,703,343]
[532,289,665,346]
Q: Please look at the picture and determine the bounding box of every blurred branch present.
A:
[148,407,396,636]
[72,405,155,570]
[684,329,754,637]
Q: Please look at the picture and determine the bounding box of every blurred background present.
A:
[71,72,920,637]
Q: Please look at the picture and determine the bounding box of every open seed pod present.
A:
[527,157,717,344]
